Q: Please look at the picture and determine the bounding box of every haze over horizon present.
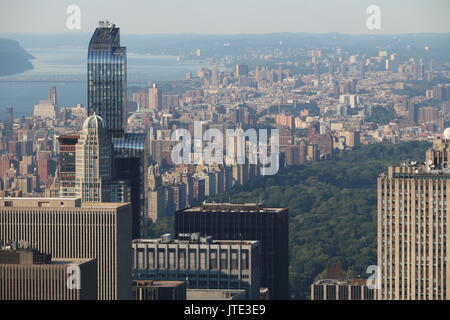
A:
[1,0,449,35]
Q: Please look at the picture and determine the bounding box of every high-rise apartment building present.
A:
[2,106,13,142]
[377,129,450,300]
[132,233,261,299]
[0,198,132,300]
[236,64,249,77]
[48,86,57,107]
[418,106,439,124]
[75,114,112,202]
[57,135,79,197]
[407,99,419,124]
[88,20,127,137]
[175,203,289,299]
[86,22,148,238]
[148,83,163,111]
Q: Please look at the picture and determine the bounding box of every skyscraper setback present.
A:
[88,21,127,137]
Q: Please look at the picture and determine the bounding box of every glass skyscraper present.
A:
[88,21,127,137]
[84,22,148,239]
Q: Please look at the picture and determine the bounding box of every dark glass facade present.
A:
[88,22,127,137]
[175,204,289,299]
[113,133,148,238]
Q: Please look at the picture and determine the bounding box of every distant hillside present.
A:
[0,38,34,76]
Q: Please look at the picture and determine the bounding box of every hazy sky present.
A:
[1,0,449,34]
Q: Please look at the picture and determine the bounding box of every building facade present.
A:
[132,233,261,300]
[75,115,112,202]
[310,279,374,300]
[378,129,450,300]
[57,135,79,198]
[87,20,127,137]
[175,203,289,299]
[0,198,132,300]
[0,248,97,300]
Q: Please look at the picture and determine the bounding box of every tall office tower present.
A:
[48,86,57,107]
[86,23,148,238]
[148,83,162,111]
[359,59,366,80]
[57,135,79,197]
[211,64,220,88]
[328,60,335,84]
[0,247,97,300]
[377,129,450,300]
[313,57,320,82]
[3,106,13,142]
[341,62,348,77]
[175,203,289,299]
[236,64,249,77]
[0,198,132,300]
[88,20,127,137]
[148,164,164,222]
[75,114,112,202]
[417,59,425,80]
[407,99,419,124]
[113,133,148,238]
[132,233,262,299]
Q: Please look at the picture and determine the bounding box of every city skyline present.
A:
[1,1,450,303]
[1,0,450,35]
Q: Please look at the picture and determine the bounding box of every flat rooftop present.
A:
[133,280,185,288]
[181,203,287,213]
[47,258,96,265]
[0,198,130,209]
[133,238,259,246]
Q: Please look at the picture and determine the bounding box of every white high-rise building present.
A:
[75,114,112,202]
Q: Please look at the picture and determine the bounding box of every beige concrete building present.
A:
[0,248,97,300]
[0,197,132,300]
[378,129,450,300]
[33,100,57,119]
[148,83,162,110]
